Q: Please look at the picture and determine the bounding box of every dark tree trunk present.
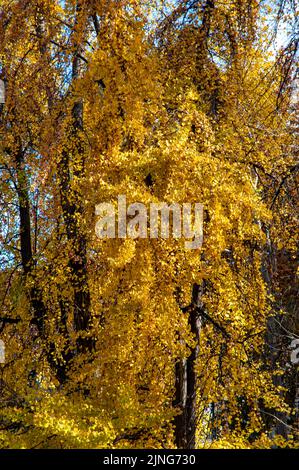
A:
[174,283,204,448]
[58,2,92,353]
[15,147,46,335]
[16,146,73,383]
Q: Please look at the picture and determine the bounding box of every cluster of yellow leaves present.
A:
[0,0,296,449]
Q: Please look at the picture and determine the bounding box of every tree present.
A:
[0,0,298,449]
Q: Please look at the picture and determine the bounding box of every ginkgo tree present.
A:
[0,0,298,449]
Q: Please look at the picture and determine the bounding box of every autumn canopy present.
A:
[0,0,298,449]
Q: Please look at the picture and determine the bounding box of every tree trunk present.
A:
[174,283,203,448]
[15,147,46,335]
[58,1,92,353]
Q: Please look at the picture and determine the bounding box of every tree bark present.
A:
[174,283,203,448]
[58,1,92,353]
